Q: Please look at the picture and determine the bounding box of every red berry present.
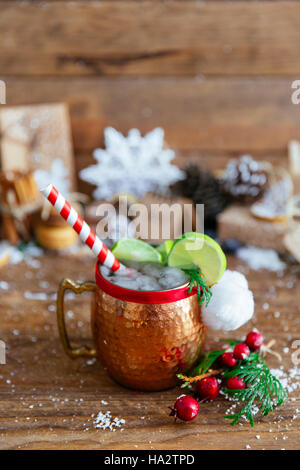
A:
[170,395,199,421]
[227,376,246,390]
[233,343,250,360]
[246,331,264,351]
[196,377,219,401]
[221,352,237,367]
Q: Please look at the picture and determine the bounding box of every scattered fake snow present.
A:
[24,291,51,301]
[0,281,9,290]
[236,246,286,271]
[270,366,300,394]
[0,241,43,266]
[93,411,125,431]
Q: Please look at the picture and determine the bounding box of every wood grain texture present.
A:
[1,1,300,77]
[0,253,299,450]
[0,0,299,450]
[1,77,299,152]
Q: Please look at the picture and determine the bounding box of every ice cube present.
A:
[159,267,189,289]
[111,277,140,290]
[136,275,161,291]
[117,267,139,278]
[100,266,113,280]
[101,263,188,292]
[140,263,163,278]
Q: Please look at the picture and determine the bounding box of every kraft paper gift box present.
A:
[0,103,76,192]
[218,204,287,253]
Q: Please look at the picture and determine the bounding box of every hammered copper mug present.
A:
[56,262,206,391]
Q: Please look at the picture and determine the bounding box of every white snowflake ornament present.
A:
[79,127,184,199]
[202,270,254,331]
[34,158,70,196]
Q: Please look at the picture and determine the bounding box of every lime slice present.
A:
[112,238,162,264]
[156,240,174,263]
[167,232,226,286]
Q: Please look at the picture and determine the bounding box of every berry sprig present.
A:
[184,268,212,307]
[178,349,225,388]
[173,330,287,426]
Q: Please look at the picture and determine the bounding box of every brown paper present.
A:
[218,204,287,252]
[289,140,300,194]
[284,228,300,263]
[0,103,76,192]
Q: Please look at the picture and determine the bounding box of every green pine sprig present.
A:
[184,268,212,306]
[223,352,287,427]
[222,339,241,348]
[177,344,287,426]
[178,349,225,388]
[190,349,225,377]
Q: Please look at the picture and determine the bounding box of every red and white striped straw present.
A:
[41,184,124,273]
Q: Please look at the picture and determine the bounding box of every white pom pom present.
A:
[202,270,254,331]
[220,270,248,290]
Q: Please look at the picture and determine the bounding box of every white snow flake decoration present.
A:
[79,127,184,199]
[34,158,70,196]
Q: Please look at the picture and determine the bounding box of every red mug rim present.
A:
[95,262,197,304]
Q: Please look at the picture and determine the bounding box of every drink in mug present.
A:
[57,259,206,391]
[41,186,223,390]
[92,260,206,391]
[56,233,226,391]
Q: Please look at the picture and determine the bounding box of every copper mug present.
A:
[57,262,206,391]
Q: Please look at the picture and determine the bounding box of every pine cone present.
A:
[222,155,268,203]
[172,164,228,225]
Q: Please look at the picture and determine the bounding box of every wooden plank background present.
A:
[1,1,300,193]
[1,1,300,451]
[1,2,300,77]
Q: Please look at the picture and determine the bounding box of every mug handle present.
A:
[57,278,97,358]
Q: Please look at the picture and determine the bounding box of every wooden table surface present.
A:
[0,251,299,450]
